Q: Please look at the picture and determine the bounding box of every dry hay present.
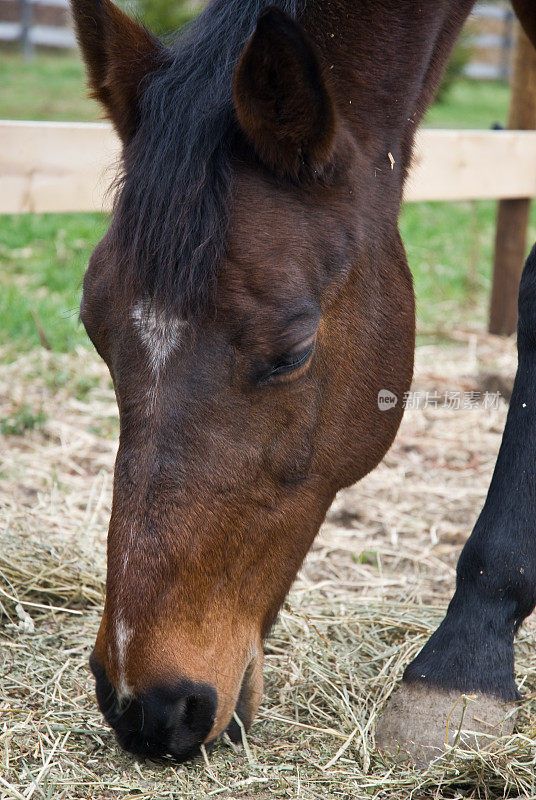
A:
[1,332,535,800]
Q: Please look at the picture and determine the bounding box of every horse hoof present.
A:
[375,683,517,768]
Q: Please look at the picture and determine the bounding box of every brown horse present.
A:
[72,0,536,765]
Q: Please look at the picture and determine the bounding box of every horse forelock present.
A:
[110,0,305,321]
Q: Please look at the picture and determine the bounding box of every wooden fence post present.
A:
[489,24,536,336]
[20,0,34,61]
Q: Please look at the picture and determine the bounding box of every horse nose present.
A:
[90,652,217,761]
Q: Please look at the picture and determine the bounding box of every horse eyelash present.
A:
[264,341,315,380]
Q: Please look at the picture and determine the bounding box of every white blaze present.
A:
[115,303,184,691]
[131,299,185,413]
[115,616,133,699]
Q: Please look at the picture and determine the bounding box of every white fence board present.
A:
[405,129,536,202]
[1,121,536,214]
[0,20,21,41]
[464,62,506,80]
[0,121,119,214]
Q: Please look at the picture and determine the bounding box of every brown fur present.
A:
[233,8,336,179]
[511,0,536,47]
[72,0,536,758]
[70,0,167,142]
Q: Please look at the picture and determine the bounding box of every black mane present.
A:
[111,0,302,319]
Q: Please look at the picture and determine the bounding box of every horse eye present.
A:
[261,341,315,384]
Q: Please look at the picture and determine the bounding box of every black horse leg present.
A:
[377,243,536,765]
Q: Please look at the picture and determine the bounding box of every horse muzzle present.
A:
[90,652,217,761]
[89,646,264,761]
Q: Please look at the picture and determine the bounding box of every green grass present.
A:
[0,52,527,358]
[0,403,47,435]
[402,201,536,335]
[0,50,99,122]
[0,213,107,358]
[424,80,510,129]
[0,50,511,126]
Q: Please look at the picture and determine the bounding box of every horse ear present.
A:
[233,7,336,179]
[70,0,166,143]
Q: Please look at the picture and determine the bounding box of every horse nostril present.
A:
[165,689,218,760]
[90,652,217,761]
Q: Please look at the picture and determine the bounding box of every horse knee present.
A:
[456,533,536,626]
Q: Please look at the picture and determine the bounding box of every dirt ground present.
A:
[1,331,535,799]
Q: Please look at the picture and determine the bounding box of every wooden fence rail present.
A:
[1,120,536,214]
